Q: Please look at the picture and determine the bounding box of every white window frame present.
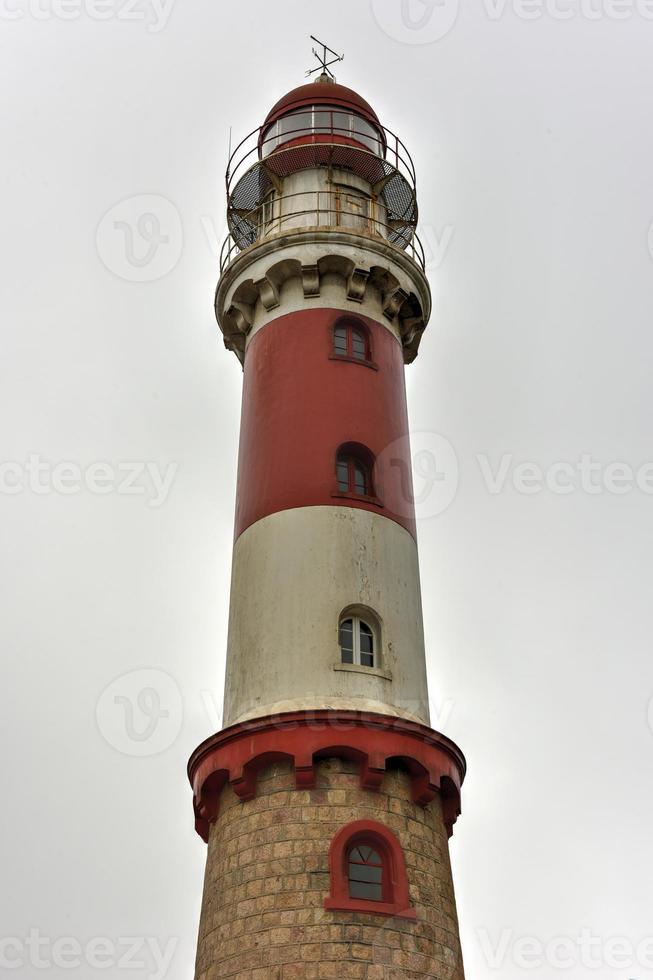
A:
[340,614,375,668]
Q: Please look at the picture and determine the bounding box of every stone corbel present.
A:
[382,286,409,322]
[347,267,370,303]
[301,264,320,298]
[254,276,280,311]
[226,302,253,336]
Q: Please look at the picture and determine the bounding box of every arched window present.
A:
[332,320,372,364]
[324,820,416,919]
[339,615,375,668]
[336,445,375,499]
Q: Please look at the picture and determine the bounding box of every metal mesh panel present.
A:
[229,165,273,217]
[228,153,417,250]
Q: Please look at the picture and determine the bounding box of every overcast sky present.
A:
[2,1,652,978]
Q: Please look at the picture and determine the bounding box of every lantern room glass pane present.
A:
[356,117,382,153]
[313,107,333,134]
[291,110,312,134]
[278,111,309,139]
[261,108,384,158]
[333,111,352,137]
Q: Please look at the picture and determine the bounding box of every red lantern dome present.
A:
[263,74,382,131]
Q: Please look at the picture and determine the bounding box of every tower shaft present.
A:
[189,73,466,979]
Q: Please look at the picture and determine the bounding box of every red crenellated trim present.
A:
[188,710,466,843]
[325,819,416,919]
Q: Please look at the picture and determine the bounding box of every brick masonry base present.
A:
[194,758,465,980]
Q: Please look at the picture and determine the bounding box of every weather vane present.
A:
[306,35,344,79]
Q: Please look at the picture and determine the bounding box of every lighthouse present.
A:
[189,46,467,979]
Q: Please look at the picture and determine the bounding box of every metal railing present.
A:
[219,189,426,273]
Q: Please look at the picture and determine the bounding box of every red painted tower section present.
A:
[234,308,416,539]
[190,71,466,978]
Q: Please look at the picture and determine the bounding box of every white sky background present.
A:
[1,0,652,977]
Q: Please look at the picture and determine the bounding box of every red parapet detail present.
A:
[188,710,466,843]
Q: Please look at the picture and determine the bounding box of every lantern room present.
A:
[221,73,423,270]
[260,74,386,156]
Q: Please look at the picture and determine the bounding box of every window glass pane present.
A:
[339,618,354,664]
[340,619,353,640]
[336,458,349,492]
[359,622,374,667]
[313,107,333,134]
[354,463,367,496]
[263,121,279,152]
[348,844,384,901]
[354,116,382,153]
[333,111,352,136]
[351,329,366,360]
[359,622,374,652]
[279,111,311,138]
[349,879,383,901]
[350,863,383,883]
[334,327,348,354]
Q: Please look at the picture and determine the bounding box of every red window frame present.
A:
[336,453,371,497]
[331,320,377,369]
[324,820,416,919]
[333,444,381,506]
